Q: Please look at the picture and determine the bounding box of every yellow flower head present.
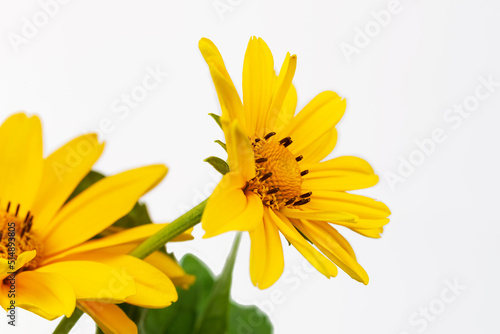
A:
[0,113,193,334]
[200,37,391,289]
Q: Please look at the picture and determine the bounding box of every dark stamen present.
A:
[6,201,11,213]
[285,197,296,206]
[259,172,273,182]
[279,137,291,145]
[267,188,279,195]
[295,155,303,162]
[300,170,309,176]
[279,137,293,148]
[293,198,311,206]
[255,157,268,163]
[268,200,275,205]
[20,216,34,238]
[24,211,31,223]
[300,192,312,198]
[15,204,20,217]
[254,138,261,143]
[264,132,276,140]
[26,216,34,232]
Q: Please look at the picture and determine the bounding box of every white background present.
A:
[1,0,499,333]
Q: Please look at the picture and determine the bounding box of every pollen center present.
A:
[0,203,40,272]
[245,132,311,210]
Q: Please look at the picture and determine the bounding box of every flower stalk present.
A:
[52,309,83,334]
[129,198,208,259]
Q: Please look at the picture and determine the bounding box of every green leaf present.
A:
[113,202,153,229]
[209,113,222,129]
[215,140,227,152]
[143,254,215,334]
[193,233,241,334]
[228,303,273,334]
[204,156,230,175]
[143,251,273,334]
[65,170,105,203]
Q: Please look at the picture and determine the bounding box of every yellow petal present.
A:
[305,191,391,219]
[203,56,246,131]
[0,250,37,281]
[0,271,76,320]
[199,38,235,88]
[31,134,104,236]
[42,165,168,256]
[266,53,297,134]
[62,253,177,308]
[143,251,195,290]
[302,156,375,175]
[281,207,358,224]
[35,261,136,303]
[42,223,192,264]
[249,217,284,290]
[280,91,345,162]
[282,207,389,229]
[299,127,338,164]
[301,156,379,191]
[268,208,338,278]
[274,83,297,134]
[78,301,137,334]
[223,120,255,181]
[203,190,264,238]
[350,227,385,238]
[302,220,357,258]
[294,220,369,284]
[202,172,263,238]
[243,37,276,136]
[51,241,194,290]
[0,113,43,217]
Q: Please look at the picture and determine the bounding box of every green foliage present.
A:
[192,233,241,334]
[209,112,228,151]
[208,113,222,129]
[143,253,273,334]
[204,156,230,175]
[66,170,105,203]
[214,140,227,152]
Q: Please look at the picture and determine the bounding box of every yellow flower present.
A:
[0,113,193,334]
[199,37,391,289]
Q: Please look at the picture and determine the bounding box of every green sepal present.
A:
[204,156,230,175]
[215,140,227,152]
[209,113,222,129]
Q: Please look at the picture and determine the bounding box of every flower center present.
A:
[0,202,40,272]
[245,132,311,210]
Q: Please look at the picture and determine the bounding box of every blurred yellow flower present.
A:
[199,37,391,289]
[0,113,193,334]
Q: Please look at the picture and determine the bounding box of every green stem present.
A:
[129,198,208,259]
[52,308,83,334]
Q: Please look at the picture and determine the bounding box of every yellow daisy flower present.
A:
[0,113,193,334]
[199,37,391,289]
